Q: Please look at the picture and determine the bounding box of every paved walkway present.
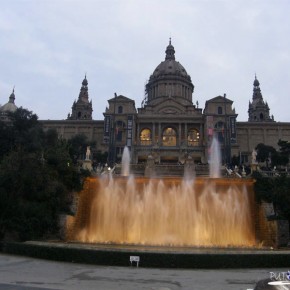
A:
[0,253,287,290]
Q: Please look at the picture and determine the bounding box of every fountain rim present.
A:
[91,175,255,185]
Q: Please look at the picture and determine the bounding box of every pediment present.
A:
[139,96,200,115]
[159,106,181,114]
[108,95,134,103]
[154,99,186,114]
[206,95,233,105]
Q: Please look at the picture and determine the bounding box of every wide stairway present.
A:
[114,163,209,177]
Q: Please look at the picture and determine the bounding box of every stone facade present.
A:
[27,40,290,165]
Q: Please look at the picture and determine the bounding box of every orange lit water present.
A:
[69,176,255,247]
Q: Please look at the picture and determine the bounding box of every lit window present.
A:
[187,129,199,146]
[140,128,152,145]
[162,127,176,146]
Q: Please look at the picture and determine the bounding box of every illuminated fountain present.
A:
[209,136,221,178]
[68,137,255,247]
[121,146,130,176]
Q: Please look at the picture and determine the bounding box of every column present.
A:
[199,123,203,146]
[136,123,140,146]
[158,122,161,146]
[179,123,181,146]
[185,123,187,147]
[152,122,155,145]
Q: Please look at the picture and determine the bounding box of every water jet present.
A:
[121,146,130,176]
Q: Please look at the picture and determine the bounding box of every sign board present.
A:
[130,255,140,267]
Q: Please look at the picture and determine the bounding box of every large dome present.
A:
[152,59,190,79]
[150,40,191,80]
[145,40,194,105]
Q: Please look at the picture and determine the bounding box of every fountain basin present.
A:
[67,176,255,247]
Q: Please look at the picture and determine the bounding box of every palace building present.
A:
[2,40,290,167]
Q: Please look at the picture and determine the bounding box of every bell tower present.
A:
[67,75,93,120]
[248,75,274,122]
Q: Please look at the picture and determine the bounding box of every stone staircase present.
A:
[114,163,210,177]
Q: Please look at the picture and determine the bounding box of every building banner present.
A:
[229,116,236,143]
[103,115,111,143]
[126,115,133,148]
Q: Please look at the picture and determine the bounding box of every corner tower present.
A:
[248,75,274,122]
[143,39,194,107]
[67,75,93,120]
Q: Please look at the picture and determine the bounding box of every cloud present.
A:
[0,0,289,122]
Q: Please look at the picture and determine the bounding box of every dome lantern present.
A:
[165,38,175,60]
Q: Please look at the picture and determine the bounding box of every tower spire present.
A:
[79,74,89,101]
[9,86,15,103]
[67,75,93,120]
[248,74,274,122]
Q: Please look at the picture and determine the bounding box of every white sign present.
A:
[130,256,140,267]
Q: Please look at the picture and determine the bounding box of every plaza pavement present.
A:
[0,253,288,290]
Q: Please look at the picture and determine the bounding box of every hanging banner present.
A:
[229,116,236,143]
[103,115,111,143]
[126,115,133,148]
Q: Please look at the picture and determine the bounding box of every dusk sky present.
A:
[1,0,289,122]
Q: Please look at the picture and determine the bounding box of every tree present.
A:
[94,150,108,164]
[255,141,290,168]
[67,133,88,164]
[276,139,290,166]
[67,134,96,165]
[278,139,290,156]
[0,108,86,241]
[255,143,276,167]
[0,120,14,161]
[254,173,290,233]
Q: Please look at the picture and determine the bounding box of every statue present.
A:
[85,146,91,160]
[82,146,93,171]
[251,149,257,164]
[242,166,246,177]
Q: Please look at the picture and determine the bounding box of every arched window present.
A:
[218,106,223,114]
[140,128,152,145]
[118,106,123,114]
[162,127,176,146]
[187,128,200,146]
[260,113,264,120]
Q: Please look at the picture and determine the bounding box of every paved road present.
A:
[0,253,287,290]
